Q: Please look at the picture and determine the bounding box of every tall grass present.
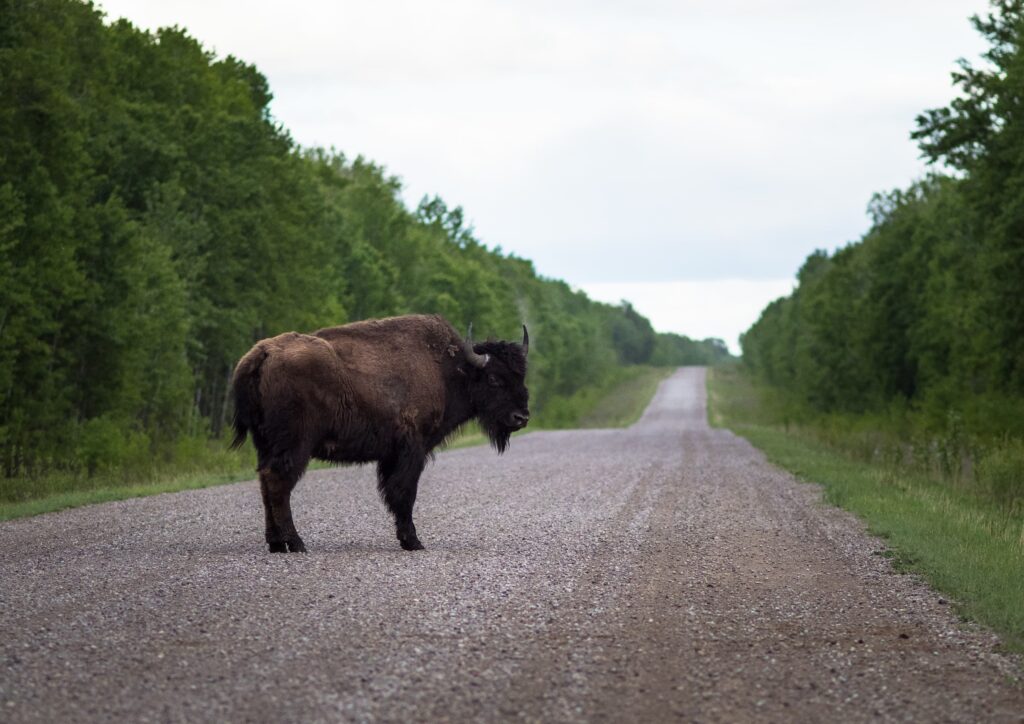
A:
[709,365,1024,514]
[532,365,672,429]
[0,434,257,520]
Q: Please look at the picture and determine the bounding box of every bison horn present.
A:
[521,325,529,357]
[464,323,490,368]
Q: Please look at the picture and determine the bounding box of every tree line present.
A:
[741,1,1024,440]
[0,0,729,477]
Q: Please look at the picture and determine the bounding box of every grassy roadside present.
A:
[708,365,1024,653]
[575,365,674,428]
[532,365,674,429]
[0,470,255,521]
[0,366,674,521]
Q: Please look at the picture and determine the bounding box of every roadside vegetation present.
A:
[574,366,674,428]
[527,365,674,430]
[708,365,1024,652]
[740,2,1024,515]
[723,0,1024,655]
[0,0,732,517]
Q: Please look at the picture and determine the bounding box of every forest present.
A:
[740,1,1024,504]
[0,0,730,483]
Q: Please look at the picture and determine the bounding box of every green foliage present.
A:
[976,439,1024,509]
[744,2,1024,438]
[76,415,148,477]
[0,0,708,485]
[610,302,656,364]
[471,365,669,432]
[651,332,731,367]
[574,366,674,428]
[711,366,1023,511]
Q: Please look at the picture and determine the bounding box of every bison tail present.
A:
[229,345,268,450]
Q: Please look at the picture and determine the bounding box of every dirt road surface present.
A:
[1,368,1021,722]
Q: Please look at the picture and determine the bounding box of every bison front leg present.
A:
[377,448,426,551]
[260,469,306,553]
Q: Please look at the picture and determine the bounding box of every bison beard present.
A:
[483,421,511,455]
[230,315,529,553]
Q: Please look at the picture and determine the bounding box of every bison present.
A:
[229,314,530,552]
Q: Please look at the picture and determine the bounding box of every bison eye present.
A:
[487,374,502,387]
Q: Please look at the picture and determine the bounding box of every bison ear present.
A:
[464,323,491,369]
[521,325,529,357]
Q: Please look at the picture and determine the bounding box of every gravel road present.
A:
[1,367,1021,722]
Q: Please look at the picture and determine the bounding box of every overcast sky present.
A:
[97,0,989,351]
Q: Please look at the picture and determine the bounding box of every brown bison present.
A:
[230,314,530,552]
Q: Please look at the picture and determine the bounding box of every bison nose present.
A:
[511,411,530,429]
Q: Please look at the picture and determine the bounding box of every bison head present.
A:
[464,325,530,453]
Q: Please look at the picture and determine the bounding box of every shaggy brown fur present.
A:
[230,314,529,552]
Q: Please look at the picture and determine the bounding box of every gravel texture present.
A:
[1,367,1022,722]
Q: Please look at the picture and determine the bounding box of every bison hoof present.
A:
[286,537,307,553]
[268,537,306,553]
[400,537,425,551]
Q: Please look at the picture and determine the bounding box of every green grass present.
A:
[533,365,674,429]
[1,366,674,521]
[708,365,1024,653]
[0,437,258,521]
[0,470,255,520]
[575,365,674,428]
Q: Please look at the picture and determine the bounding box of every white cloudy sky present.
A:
[97,0,989,351]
